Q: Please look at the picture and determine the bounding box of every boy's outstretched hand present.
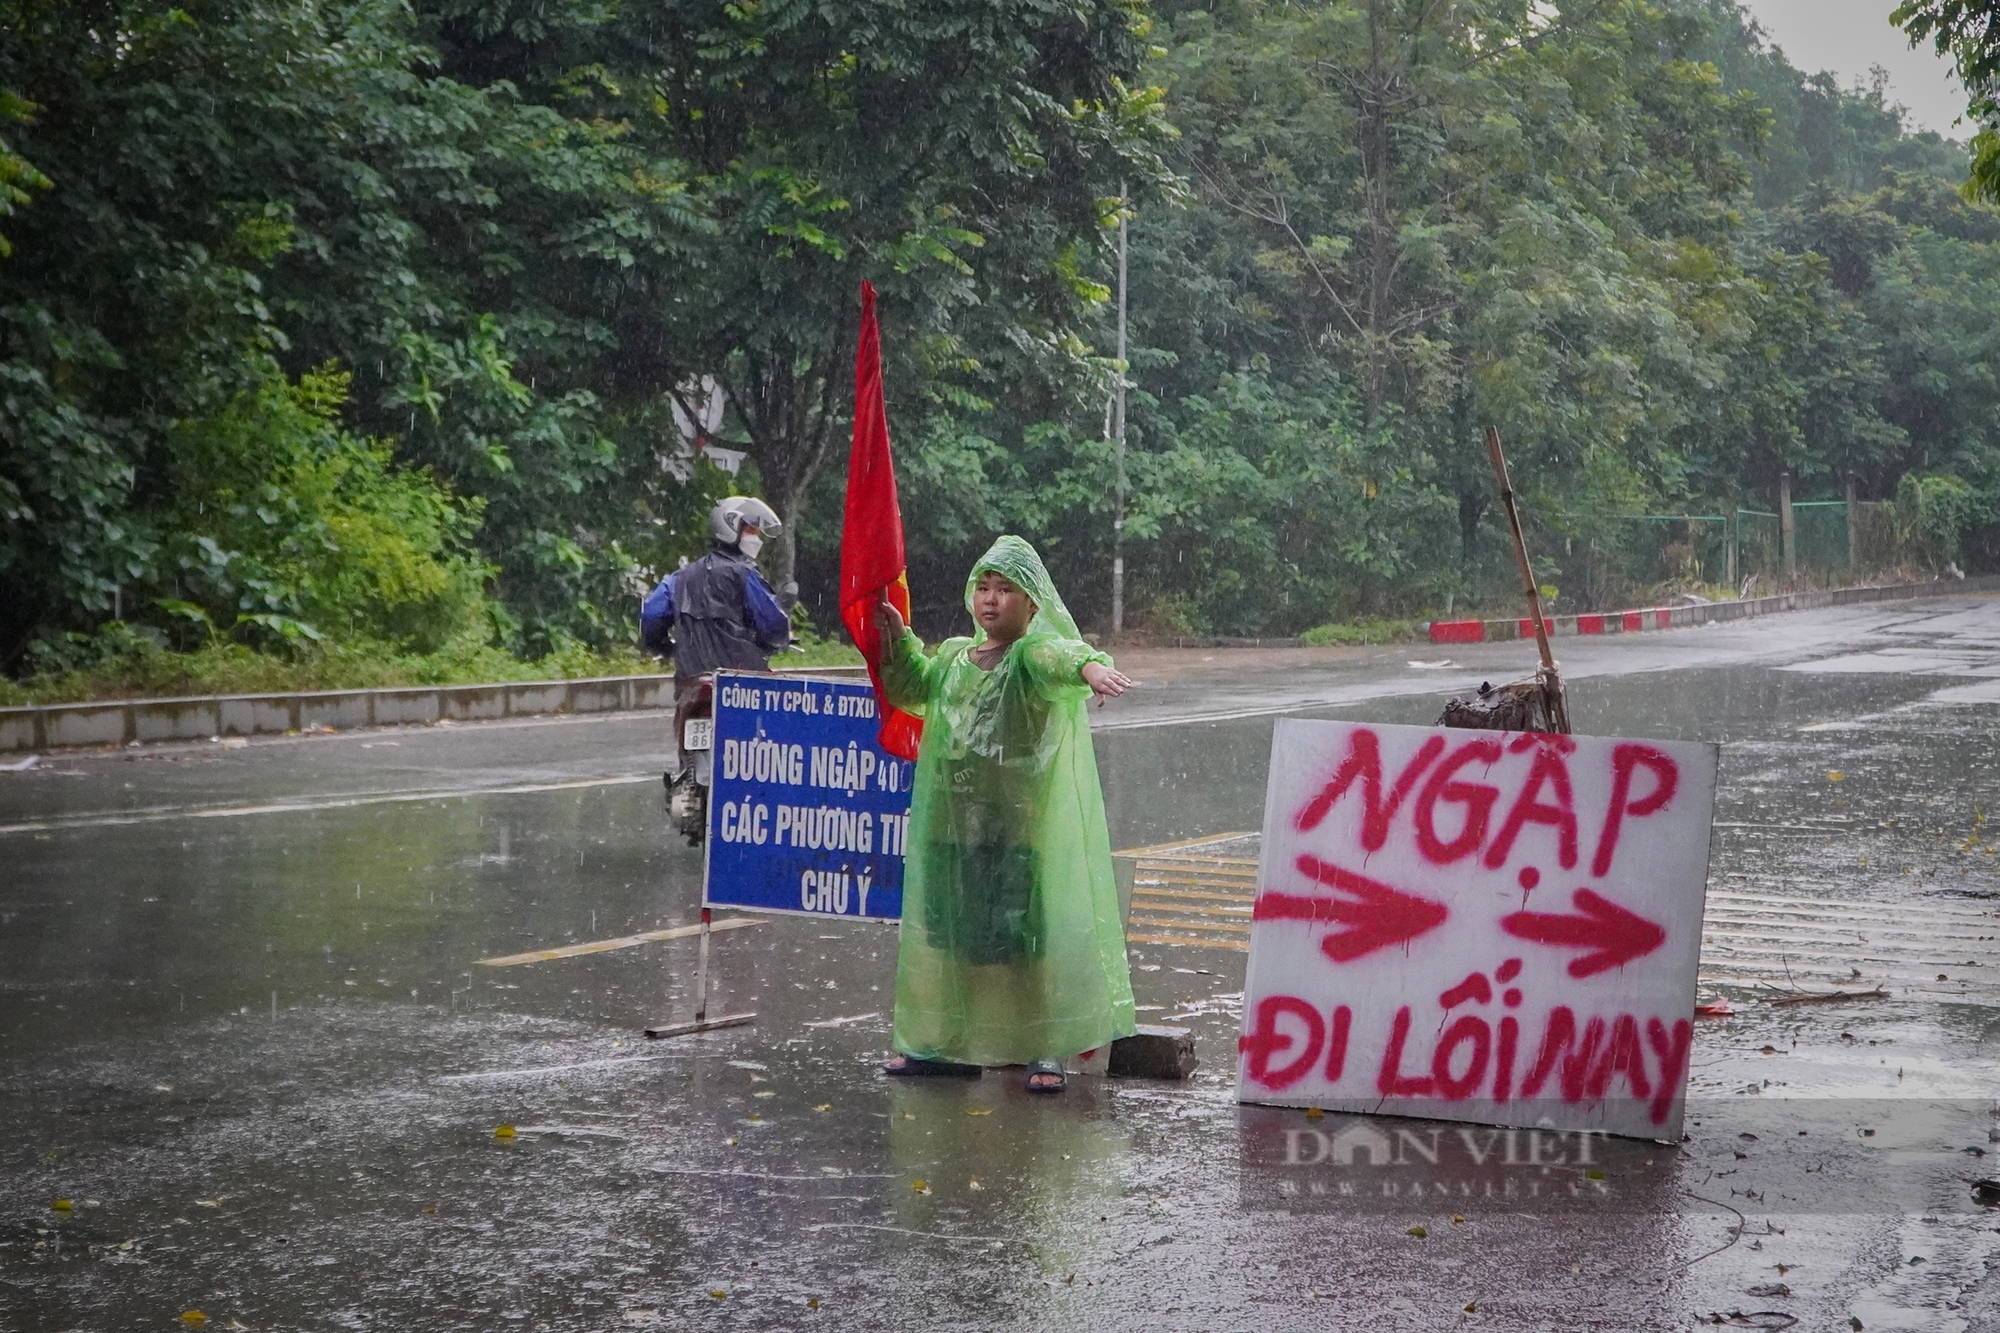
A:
[872,594,907,642]
[1081,661,1133,707]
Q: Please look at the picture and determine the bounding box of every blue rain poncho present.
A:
[879,536,1137,1065]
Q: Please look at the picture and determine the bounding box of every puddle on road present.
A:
[6,649,2000,1329]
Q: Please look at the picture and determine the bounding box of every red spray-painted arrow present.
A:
[1500,887,1666,978]
[1253,855,1449,963]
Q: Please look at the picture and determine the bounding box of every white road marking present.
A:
[0,773,657,836]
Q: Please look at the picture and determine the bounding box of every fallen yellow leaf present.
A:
[1828,771,1845,782]
[50,1199,72,1212]
[912,1179,930,1194]
[1305,1107,1324,1119]
[807,1297,821,1310]
[1406,1225,1428,1238]
[1452,1214,1465,1224]
[493,1124,516,1140]
[180,1312,207,1326]
[710,1289,727,1300]
[964,1107,992,1117]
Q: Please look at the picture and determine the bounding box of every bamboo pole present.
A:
[1485,428,1571,734]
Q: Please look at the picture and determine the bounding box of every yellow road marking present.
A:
[1128,915,1253,934]
[475,916,765,967]
[0,773,657,836]
[1133,884,1254,902]
[1113,832,1256,857]
[1132,893,1252,917]
[1134,873,1258,893]
[1126,932,1249,952]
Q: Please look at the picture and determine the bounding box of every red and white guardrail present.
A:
[1422,575,1999,646]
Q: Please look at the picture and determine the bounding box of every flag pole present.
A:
[837,281,924,760]
[1112,183,1128,636]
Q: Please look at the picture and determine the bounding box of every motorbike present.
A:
[666,674,715,845]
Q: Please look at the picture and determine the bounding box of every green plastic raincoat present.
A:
[879,536,1137,1065]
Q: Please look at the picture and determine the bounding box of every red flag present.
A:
[840,281,924,760]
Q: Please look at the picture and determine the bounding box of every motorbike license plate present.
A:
[682,718,713,751]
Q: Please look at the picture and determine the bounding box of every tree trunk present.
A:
[724,313,854,612]
[1357,0,1399,426]
[1458,488,1486,569]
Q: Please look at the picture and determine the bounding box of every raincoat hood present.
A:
[964,535,1080,641]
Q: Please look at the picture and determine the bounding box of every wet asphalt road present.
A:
[6,595,2000,1332]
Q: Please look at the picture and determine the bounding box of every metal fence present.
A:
[1576,499,1902,609]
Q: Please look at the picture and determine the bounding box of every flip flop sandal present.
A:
[1025,1059,1066,1093]
[883,1055,982,1078]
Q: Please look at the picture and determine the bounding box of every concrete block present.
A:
[508,682,569,716]
[218,695,294,737]
[44,704,128,748]
[299,692,371,732]
[1109,1024,1197,1080]
[442,685,508,722]
[0,709,41,751]
[566,679,628,715]
[372,690,438,726]
[1427,620,1485,645]
[133,698,220,743]
[629,676,676,709]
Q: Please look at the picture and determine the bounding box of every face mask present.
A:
[737,532,764,559]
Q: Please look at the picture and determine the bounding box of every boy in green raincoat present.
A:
[872,536,1137,1092]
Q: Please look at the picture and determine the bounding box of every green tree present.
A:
[591,0,1173,598]
[163,362,492,653]
[1894,0,2000,198]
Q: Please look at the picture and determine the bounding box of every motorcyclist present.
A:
[640,498,792,815]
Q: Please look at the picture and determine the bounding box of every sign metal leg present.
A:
[695,907,711,1024]
[646,910,758,1040]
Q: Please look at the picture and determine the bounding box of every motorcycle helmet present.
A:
[708,496,783,546]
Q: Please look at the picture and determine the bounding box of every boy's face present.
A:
[973,572,1035,642]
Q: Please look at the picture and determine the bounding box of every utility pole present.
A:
[1111,185,1128,637]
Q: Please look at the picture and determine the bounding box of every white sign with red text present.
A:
[1236,719,1717,1141]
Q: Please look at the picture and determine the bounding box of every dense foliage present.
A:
[4,0,1999,689]
[855,0,2000,636]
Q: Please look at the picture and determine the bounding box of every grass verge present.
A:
[0,628,862,708]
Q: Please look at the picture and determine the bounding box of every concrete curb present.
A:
[0,663,869,754]
[1423,575,2000,646]
[7,576,1992,752]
